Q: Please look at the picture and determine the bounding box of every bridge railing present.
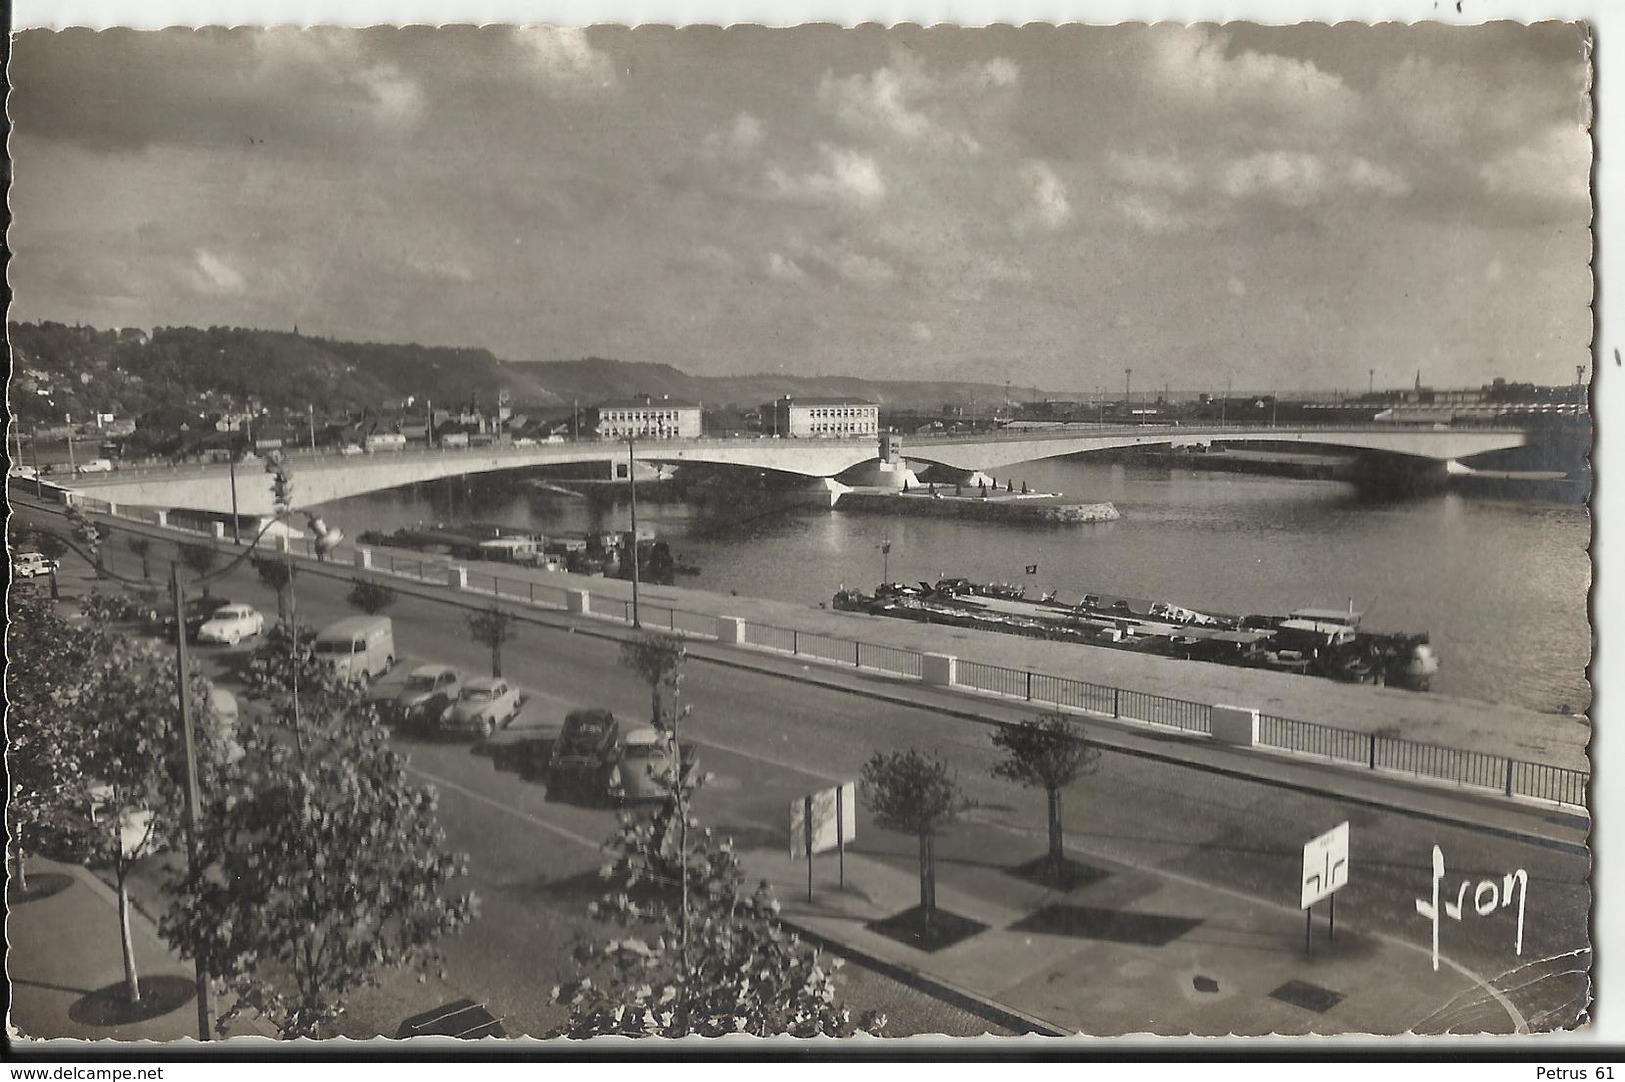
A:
[42,493,1586,812]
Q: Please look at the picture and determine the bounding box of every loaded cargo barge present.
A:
[834,578,1439,690]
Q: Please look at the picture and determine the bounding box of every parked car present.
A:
[607,727,691,803]
[440,677,522,738]
[394,665,463,732]
[12,551,59,579]
[548,708,621,801]
[75,458,114,475]
[313,616,395,683]
[195,604,267,645]
[151,594,232,642]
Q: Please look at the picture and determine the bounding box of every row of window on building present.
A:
[586,395,879,439]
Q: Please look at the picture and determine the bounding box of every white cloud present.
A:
[1220,150,1329,207]
[190,249,244,295]
[1227,276,1247,297]
[1485,259,1505,283]
[516,26,617,92]
[704,112,764,158]
[1147,27,1359,129]
[1107,150,1198,193]
[766,145,886,208]
[1479,125,1592,203]
[356,64,425,122]
[765,252,807,282]
[910,321,933,342]
[816,55,1013,154]
[1015,161,1072,231]
[1115,192,1191,233]
[1346,157,1412,198]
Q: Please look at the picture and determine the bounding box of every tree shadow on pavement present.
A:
[67,976,197,1027]
[867,906,989,953]
[6,872,76,904]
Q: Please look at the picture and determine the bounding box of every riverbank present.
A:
[837,489,1121,524]
[350,532,1589,773]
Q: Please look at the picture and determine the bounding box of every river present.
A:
[313,458,1592,716]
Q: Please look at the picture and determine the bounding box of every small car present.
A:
[548,709,621,801]
[12,551,59,579]
[439,677,522,738]
[394,665,463,731]
[75,458,114,474]
[195,604,267,645]
[606,727,691,803]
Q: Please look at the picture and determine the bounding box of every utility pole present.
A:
[1368,369,1375,397]
[627,435,641,628]
[1124,368,1133,424]
[308,404,317,453]
[228,452,241,545]
[170,563,213,1042]
[31,425,42,497]
[67,430,77,474]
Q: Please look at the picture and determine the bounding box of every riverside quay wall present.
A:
[37,488,1591,804]
[837,490,1122,524]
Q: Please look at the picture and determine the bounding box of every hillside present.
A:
[8,319,1072,424]
[7,322,563,424]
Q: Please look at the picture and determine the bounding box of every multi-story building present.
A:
[586,394,702,439]
[761,396,879,438]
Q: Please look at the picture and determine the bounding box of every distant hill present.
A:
[7,321,564,424]
[7,319,1072,424]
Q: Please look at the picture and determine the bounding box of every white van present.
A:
[314,615,396,683]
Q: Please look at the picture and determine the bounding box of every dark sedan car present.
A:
[548,708,621,802]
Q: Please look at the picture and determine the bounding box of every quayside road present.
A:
[18,510,1587,1038]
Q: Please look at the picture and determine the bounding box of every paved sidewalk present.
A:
[6,858,274,1044]
[739,841,1518,1037]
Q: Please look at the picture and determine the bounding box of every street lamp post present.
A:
[169,562,213,1042]
[627,434,641,628]
[881,538,891,586]
[1368,369,1375,397]
[228,453,241,545]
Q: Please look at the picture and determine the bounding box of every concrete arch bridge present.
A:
[65,423,1527,516]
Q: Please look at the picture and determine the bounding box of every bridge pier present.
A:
[1348,452,1450,495]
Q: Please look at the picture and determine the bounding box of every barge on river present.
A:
[833,578,1439,690]
[357,522,698,584]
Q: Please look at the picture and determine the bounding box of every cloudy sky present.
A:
[8,23,1592,393]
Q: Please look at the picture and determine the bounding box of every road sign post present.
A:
[1299,821,1350,955]
[790,782,857,901]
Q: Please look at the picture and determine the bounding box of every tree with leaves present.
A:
[990,712,1100,882]
[466,604,517,678]
[126,535,154,580]
[179,541,222,605]
[345,578,398,616]
[163,642,476,1039]
[618,631,686,731]
[5,594,97,891]
[9,594,231,1005]
[551,671,881,1038]
[252,553,297,624]
[861,749,971,925]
